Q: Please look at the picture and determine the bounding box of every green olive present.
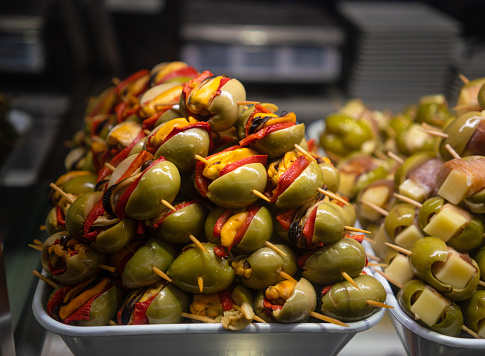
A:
[91,217,136,254]
[236,103,279,140]
[474,246,485,281]
[45,207,66,236]
[167,243,234,294]
[154,127,210,172]
[409,237,448,289]
[301,237,366,285]
[232,284,254,308]
[122,238,177,289]
[275,161,324,209]
[154,108,184,127]
[438,111,484,160]
[251,124,306,159]
[65,191,103,241]
[415,101,451,128]
[152,201,208,244]
[320,162,340,193]
[146,283,191,324]
[460,289,485,336]
[447,215,484,252]
[207,78,246,132]
[125,160,181,220]
[311,201,350,245]
[321,274,387,322]
[397,279,464,336]
[77,283,125,326]
[41,231,106,285]
[272,278,317,323]
[235,244,297,290]
[417,196,443,231]
[464,186,485,214]
[383,203,417,241]
[206,163,267,209]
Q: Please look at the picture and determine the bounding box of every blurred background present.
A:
[0,0,484,354]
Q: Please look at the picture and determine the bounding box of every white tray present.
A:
[32,272,384,356]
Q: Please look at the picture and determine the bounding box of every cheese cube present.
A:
[437,169,470,205]
[339,172,357,198]
[395,225,424,250]
[359,185,390,221]
[384,254,415,286]
[399,178,428,203]
[423,204,470,243]
[410,286,449,327]
[434,254,476,290]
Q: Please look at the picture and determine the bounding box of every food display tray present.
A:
[32,270,384,356]
[372,270,485,356]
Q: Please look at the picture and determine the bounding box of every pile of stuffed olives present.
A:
[319,77,485,339]
[37,61,388,330]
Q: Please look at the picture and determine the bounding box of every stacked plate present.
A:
[338,1,460,110]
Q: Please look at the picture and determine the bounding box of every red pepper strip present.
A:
[136,220,146,235]
[115,156,166,219]
[56,205,66,225]
[245,104,274,137]
[263,297,283,312]
[346,233,364,244]
[63,285,111,325]
[156,66,199,85]
[219,289,234,311]
[302,206,318,247]
[115,150,154,185]
[194,145,242,197]
[239,122,295,147]
[213,209,234,239]
[97,130,147,183]
[275,209,297,231]
[307,138,317,154]
[132,294,157,325]
[320,284,334,297]
[142,110,166,131]
[90,114,111,138]
[219,155,267,177]
[216,77,231,95]
[83,198,106,241]
[229,204,259,250]
[47,285,71,317]
[115,69,150,96]
[270,155,310,203]
[162,122,213,151]
[194,161,211,198]
[152,200,201,229]
[49,260,67,276]
[297,248,318,268]
[88,88,116,118]
[214,245,229,258]
[182,70,214,97]
[115,101,128,123]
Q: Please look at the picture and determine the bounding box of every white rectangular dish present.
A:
[32,273,384,356]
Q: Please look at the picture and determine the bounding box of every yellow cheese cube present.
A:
[423,205,470,243]
[384,254,415,286]
[437,170,470,205]
[434,254,476,290]
[410,286,449,327]
[339,172,357,198]
[395,225,424,250]
[399,179,428,203]
[359,185,390,221]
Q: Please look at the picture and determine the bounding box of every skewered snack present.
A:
[256,277,317,323]
[194,145,267,209]
[232,244,297,290]
[266,150,324,209]
[149,199,208,245]
[460,289,485,338]
[300,236,366,285]
[383,203,423,250]
[179,71,246,132]
[47,275,124,326]
[41,231,106,285]
[320,274,387,322]
[407,237,480,302]
[166,242,235,294]
[398,279,464,337]
[204,204,273,255]
[121,238,177,289]
[144,116,212,172]
[117,280,190,325]
[237,103,306,158]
